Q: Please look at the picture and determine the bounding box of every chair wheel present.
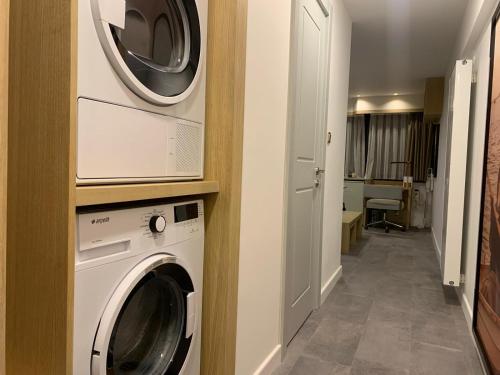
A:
[385,226,389,233]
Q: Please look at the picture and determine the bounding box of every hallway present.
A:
[273,231,485,375]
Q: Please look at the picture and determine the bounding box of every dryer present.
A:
[74,200,204,374]
[77,0,207,184]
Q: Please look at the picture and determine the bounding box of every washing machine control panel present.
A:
[149,215,167,233]
[76,200,204,270]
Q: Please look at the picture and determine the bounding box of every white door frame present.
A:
[279,0,333,356]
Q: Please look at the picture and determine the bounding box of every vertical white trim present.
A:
[457,292,489,375]
[320,265,342,304]
[459,290,474,328]
[252,345,282,375]
[431,226,442,268]
[441,60,473,287]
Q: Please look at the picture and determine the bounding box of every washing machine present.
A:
[77,0,207,184]
[74,200,204,374]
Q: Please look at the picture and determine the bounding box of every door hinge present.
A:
[460,274,466,284]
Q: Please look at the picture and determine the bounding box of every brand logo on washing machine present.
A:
[91,217,110,225]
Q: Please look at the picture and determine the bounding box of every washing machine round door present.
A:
[91,254,197,374]
[91,0,203,106]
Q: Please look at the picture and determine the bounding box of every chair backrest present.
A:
[364,184,403,200]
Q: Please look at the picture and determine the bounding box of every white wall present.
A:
[235,0,292,373]
[461,24,491,325]
[432,0,498,326]
[321,0,352,300]
[455,0,498,58]
[235,0,353,374]
[431,77,450,259]
[348,94,424,114]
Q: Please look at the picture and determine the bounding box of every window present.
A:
[345,112,439,182]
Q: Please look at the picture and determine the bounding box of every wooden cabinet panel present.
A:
[6,0,76,373]
[0,0,8,371]
[201,0,248,373]
[424,77,445,122]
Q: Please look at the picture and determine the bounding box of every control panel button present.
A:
[149,215,167,233]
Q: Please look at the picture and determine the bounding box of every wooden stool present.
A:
[342,211,363,254]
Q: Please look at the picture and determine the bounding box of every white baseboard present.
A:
[458,291,489,375]
[459,290,474,329]
[253,345,282,375]
[431,227,442,268]
[321,265,343,304]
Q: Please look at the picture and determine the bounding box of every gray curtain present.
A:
[344,115,366,178]
[365,113,409,179]
[405,115,432,182]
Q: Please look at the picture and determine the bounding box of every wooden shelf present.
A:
[76,180,219,207]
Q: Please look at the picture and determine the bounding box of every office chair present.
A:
[364,184,405,233]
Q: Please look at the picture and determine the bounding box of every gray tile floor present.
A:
[273,230,486,375]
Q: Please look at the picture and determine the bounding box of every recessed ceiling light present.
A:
[357,95,361,98]
[393,92,399,96]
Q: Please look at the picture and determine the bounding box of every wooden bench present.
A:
[342,211,363,254]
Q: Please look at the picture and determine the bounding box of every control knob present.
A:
[149,215,167,233]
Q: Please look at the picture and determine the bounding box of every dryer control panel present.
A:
[76,200,204,271]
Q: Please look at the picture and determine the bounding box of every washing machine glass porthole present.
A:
[106,271,185,374]
[110,0,201,98]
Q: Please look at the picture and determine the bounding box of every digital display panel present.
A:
[174,203,198,223]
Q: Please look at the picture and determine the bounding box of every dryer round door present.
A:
[91,0,203,106]
[91,254,197,374]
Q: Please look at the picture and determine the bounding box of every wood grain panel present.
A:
[0,0,9,371]
[201,0,248,373]
[424,77,445,122]
[76,181,220,207]
[6,0,77,372]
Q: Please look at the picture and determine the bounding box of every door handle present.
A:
[315,167,325,176]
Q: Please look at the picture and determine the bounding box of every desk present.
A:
[363,180,413,230]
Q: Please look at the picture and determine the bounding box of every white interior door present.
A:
[284,0,330,345]
[441,60,473,286]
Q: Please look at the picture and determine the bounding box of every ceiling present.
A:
[345,0,468,97]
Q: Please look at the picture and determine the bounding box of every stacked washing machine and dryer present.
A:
[77,0,206,184]
[74,0,207,374]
